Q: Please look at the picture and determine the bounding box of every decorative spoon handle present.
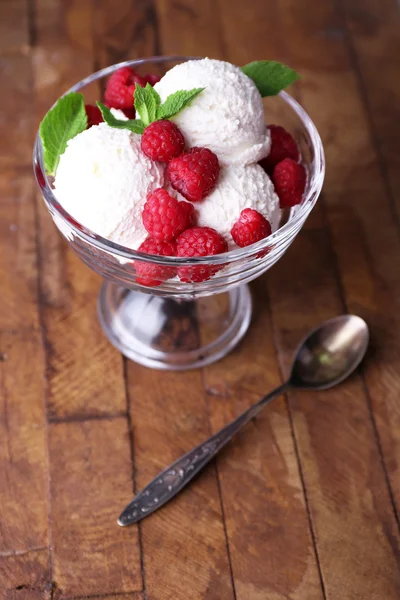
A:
[118,383,288,526]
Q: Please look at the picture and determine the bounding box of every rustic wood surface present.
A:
[1,0,400,598]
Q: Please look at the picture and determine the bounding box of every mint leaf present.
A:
[241,61,299,96]
[97,102,145,134]
[134,84,160,126]
[39,92,87,175]
[157,88,204,120]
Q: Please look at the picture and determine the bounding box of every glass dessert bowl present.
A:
[33,56,325,370]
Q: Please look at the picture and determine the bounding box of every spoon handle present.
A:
[118,382,288,526]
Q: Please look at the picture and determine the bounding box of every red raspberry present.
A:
[231,208,272,248]
[141,120,185,163]
[135,237,176,287]
[272,158,307,208]
[180,200,196,228]
[176,227,227,283]
[85,104,103,128]
[167,147,220,202]
[142,188,195,242]
[260,125,300,174]
[143,73,161,85]
[104,66,147,110]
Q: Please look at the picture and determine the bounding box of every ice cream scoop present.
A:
[192,164,281,247]
[54,113,165,249]
[154,58,270,166]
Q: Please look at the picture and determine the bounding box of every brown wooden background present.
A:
[1,0,400,598]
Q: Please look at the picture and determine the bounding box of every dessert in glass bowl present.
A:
[33,56,325,370]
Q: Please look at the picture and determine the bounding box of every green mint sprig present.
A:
[39,92,88,175]
[241,60,299,96]
[99,83,204,132]
[96,103,145,134]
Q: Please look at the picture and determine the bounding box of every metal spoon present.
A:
[118,314,369,526]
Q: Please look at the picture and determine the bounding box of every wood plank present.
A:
[338,0,400,515]
[0,56,34,169]
[33,0,127,419]
[0,331,48,555]
[155,2,324,598]
[203,279,324,600]
[279,0,400,515]
[157,0,224,58]
[341,0,400,219]
[0,174,40,331]
[0,549,50,598]
[0,0,30,55]
[76,595,143,600]
[126,369,235,600]
[93,5,233,599]
[94,0,160,67]
[49,418,142,597]
[32,2,143,596]
[265,0,400,598]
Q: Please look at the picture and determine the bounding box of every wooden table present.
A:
[1,0,400,598]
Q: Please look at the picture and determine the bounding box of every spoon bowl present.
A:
[290,315,369,390]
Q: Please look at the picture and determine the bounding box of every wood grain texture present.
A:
[270,0,400,598]
[126,370,235,600]
[341,0,400,219]
[1,0,400,598]
[49,418,142,597]
[0,331,48,555]
[93,5,234,599]
[338,0,400,518]
[33,0,127,419]
[0,549,50,598]
[0,0,30,55]
[159,2,324,598]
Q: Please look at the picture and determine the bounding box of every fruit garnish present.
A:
[143,73,161,86]
[104,66,147,110]
[39,92,87,176]
[259,125,300,173]
[176,227,227,283]
[136,237,177,287]
[98,83,204,134]
[85,104,103,128]
[241,60,299,96]
[167,147,220,202]
[272,158,306,208]
[142,188,195,242]
[231,208,272,247]
[141,120,185,162]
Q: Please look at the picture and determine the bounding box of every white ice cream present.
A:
[54,113,165,249]
[155,58,270,166]
[191,164,281,248]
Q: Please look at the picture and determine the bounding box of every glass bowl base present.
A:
[97,282,252,371]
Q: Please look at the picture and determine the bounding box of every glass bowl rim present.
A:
[33,55,325,267]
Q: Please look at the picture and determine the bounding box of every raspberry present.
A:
[135,237,176,287]
[122,107,136,119]
[176,227,227,283]
[85,104,103,128]
[142,188,195,242]
[260,125,300,174]
[272,158,307,208]
[141,120,185,163]
[231,208,272,248]
[143,73,161,85]
[104,66,147,111]
[180,200,196,228]
[167,147,220,202]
